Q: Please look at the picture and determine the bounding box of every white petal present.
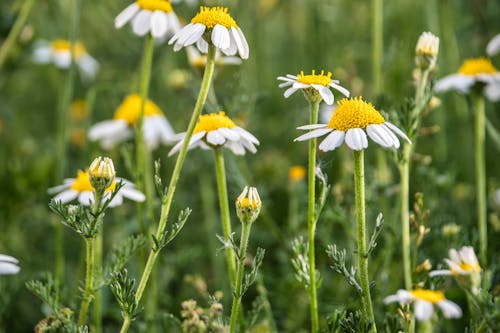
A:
[434,74,474,94]
[78,191,94,206]
[222,31,237,56]
[167,12,181,34]
[47,183,72,195]
[218,127,240,141]
[485,82,500,101]
[108,193,124,207]
[150,11,168,38]
[167,131,205,156]
[115,3,140,29]
[53,51,71,68]
[366,124,394,148]
[0,254,18,264]
[487,33,500,56]
[329,82,350,97]
[181,23,206,47]
[380,124,400,148]
[277,76,296,83]
[284,87,298,98]
[120,187,146,202]
[384,290,414,305]
[234,127,259,144]
[414,301,434,321]
[225,141,246,155]
[294,128,332,142]
[297,124,328,130]
[0,262,20,275]
[211,24,231,50]
[206,130,226,145]
[196,38,209,53]
[385,122,411,144]
[132,10,152,36]
[52,190,78,204]
[78,55,99,79]
[345,128,368,150]
[437,300,462,319]
[319,130,345,151]
[292,82,310,89]
[88,120,131,148]
[279,81,293,88]
[429,269,453,277]
[314,85,334,105]
[32,46,52,64]
[234,27,249,59]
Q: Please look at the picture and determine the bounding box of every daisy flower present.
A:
[168,111,259,156]
[487,33,500,56]
[115,0,181,39]
[277,70,350,105]
[430,246,481,277]
[169,6,249,59]
[434,57,500,101]
[384,289,462,322]
[48,169,145,207]
[88,94,176,150]
[294,97,410,151]
[415,31,439,70]
[0,254,20,275]
[33,39,99,79]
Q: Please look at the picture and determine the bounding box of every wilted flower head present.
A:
[169,6,249,59]
[415,31,439,70]
[168,112,259,156]
[236,186,262,224]
[384,289,462,321]
[0,254,20,275]
[486,33,500,56]
[33,39,99,79]
[88,94,177,150]
[115,0,181,39]
[89,156,116,192]
[294,97,410,151]
[277,70,350,105]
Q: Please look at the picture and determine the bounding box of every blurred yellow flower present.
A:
[288,166,306,182]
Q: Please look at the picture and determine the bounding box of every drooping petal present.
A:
[206,130,226,145]
[296,124,328,130]
[196,38,209,53]
[366,124,394,148]
[218,127,240,141]
[313,84,334,105]
[0,261,20,275]
[234,127,259,144]
[211,24,231,50]
[329,81,351,97]
[52,190,79,204]
[78,191,94,206]
[222,30,238,56]
[150,11,168,38]
[284,87,298,98]
[32,46,52,64]
[225,141,246,155]
[437,300,462,319]
[414,300,434,321]
[120,187,146,202]
[294,128,332,142]
[434,74,475,94]
[485,82,500,101]
[345,128,368,150]
[319,130,345,151]
[132,10,152,36]
[234,27,249,59]
[385,122,411,144]
[115,3,140,29]
[486,33,500,56]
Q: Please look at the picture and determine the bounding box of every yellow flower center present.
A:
[296,70,333,86]
[289,166,306,182]
[51,39,86,59]
[113,94,162,125]
[410,289,445,304]
[194,112,236,133]
[136,0,172,12]
[70,170,116,193]
[237,197,262,209]
[327,97,384,131]
[458,57,498,76]
[451,262,481,275]
[191,6,238,29]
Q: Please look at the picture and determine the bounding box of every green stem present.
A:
[400,144,412,290]
[92,231,103,333]
[119,46,217,333]
[472,93,487,266]
[418,320,433,333]
[120,315,131,333]
[475,320,488,333]
[229,221,252,333]
[78,236,96,326]
[372,0,383,94]
[213,148,237,285]
[353,150,377,332]
[0,0,37,68]
[307,100,320,333]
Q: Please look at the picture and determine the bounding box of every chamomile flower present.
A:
[33,39,99,79]
[295,97,410,151]
[168,111,259,156]
[48,170,145,207]
[384,289,462,322]
[430,246,481,277]
[88,94,176,150]
[487,33,500,56]
[434,57,500,101]
[0,254,20,275]
[415,31,440,70]
[115,0,181,39]
[277,70,350,105]
[169,6,249,59]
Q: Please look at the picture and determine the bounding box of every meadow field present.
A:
[0,0,499,332]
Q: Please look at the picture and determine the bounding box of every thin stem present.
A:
[400,144,412,290]
[78,236,96,326]
[119,46,217,333]
[213,148,237,285]
[307,100,320,333]
[472,93,487,266]
[92,231,103,333]
[372,0,383,94]
[353,150,377,332]
[0,0,37,68]
[119,315,131,333]
[229,222,252,332]
[418,320,433,333]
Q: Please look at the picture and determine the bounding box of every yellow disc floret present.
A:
[51,39,86,59]
[191,6,237,29]
[194,112,236,133]
[70,170,116,192]
[458,57,498,76]
[113,94,162,125]
[296,70,333,86]
[452,262,481,275]
[327,97,384,131]
[410,289,445,304]
[136,0,172,12]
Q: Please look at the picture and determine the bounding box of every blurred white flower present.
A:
[0,254,20,275]
[415,31,439,70]
[169,111,259,156]
[486,33,500,56]
[430,246,481,277]
[88,94,177,150]
[384,289,462,321]
[33,39,99,79]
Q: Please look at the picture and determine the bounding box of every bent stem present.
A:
[229,221,252,333]
[213,148,237,285]
[118,45,217,333]
[307,100,320,332]
[353,150,377,332]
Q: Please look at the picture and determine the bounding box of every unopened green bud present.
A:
[236,186,262,224]
[89,156,115,192]
[415,31,439,70]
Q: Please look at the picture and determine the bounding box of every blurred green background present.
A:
[1,0,500,331]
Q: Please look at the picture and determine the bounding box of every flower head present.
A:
[487,33,500,56]
[89,156,116,191]
[88,94,177,150]
[0,254,20,275]
[236,186,262,224]
[33,39,99,79]
[434,57,500,101]
[115,0,181,38]
[384,289,462,322]
[49,169,145,207]
[415,31,439,70]
[277,70,350,105]
[168,111,259,156]
[169,6,249,59]
[294,97,410,151]
[289,166,306,182]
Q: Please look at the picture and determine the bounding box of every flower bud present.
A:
[236,186,262,224]
[89,156,115,192]
[415,31,439,70]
